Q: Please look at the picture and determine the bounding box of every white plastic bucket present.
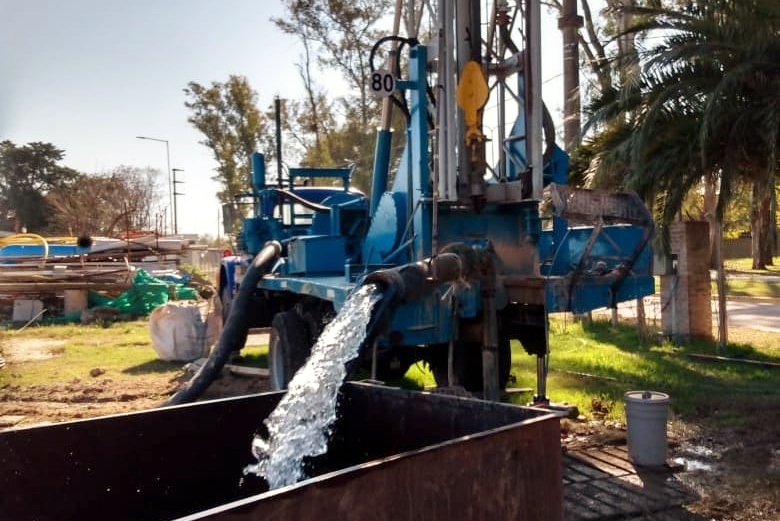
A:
[624,390,670,466]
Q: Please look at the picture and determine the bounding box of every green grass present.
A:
[505,317,779,424]
[720,277,780,298]
[3,316,778,429]
[724,256,780,274]
[0,321,182,386]
[695,256,780,297]
[719,255,780,297]
[237,345,269,368]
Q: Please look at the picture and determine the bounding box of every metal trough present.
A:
[1,382,563,521]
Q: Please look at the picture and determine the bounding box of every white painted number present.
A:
[370,69,395,97]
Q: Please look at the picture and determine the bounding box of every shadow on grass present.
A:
[541,318,780,418]
[582,318,779,362]
[722,279,780,298]
[122,359,182,375]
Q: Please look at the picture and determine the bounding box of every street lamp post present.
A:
[172,168,184,235]
[136,136,173,235]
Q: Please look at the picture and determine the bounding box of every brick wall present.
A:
[660,221,713,341]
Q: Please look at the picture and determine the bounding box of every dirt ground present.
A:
[1,338,778,521]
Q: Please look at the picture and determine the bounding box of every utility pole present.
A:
[136,136,173,234]
[172,168,184,235]
[559,0,583,150]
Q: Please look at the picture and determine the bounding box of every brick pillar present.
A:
[660,221,713,341]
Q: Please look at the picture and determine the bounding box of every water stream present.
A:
[243,283,382,489]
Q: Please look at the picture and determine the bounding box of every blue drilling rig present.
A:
[213,0,655,404]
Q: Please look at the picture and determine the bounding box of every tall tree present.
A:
[0,141,80,232]
[579,0,780,345]
[184,75,269,203]
[581,0,780,267]
[272,0,394,190]
[273,0,392,129]
[47,166,163,237]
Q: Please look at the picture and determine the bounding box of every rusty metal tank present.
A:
[1,382,563,521]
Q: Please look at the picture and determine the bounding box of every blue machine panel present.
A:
[287,235,347,274]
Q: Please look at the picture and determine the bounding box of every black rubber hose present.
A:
[352,255,463,374]
[272,188,332,213]
[161,240,282,406]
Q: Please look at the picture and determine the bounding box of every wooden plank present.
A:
[564,446,699,521]
[226,365,269,377]
[567,449,634,477]
[564,480,626,520]
[585,446,638,474]
[564,457,612,481]
[0,282,132,291]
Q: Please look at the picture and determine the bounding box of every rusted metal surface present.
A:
[1,392,284,521]
[0,382,563,521]
[563,445,698,520]
[549,184,653,227]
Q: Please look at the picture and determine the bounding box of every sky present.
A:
[0,0,574,238]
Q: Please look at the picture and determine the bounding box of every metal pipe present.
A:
[356,253,464,379]
[370,130,393,218]
[559,0,583,150]
[525,0,544,199]
[275,96,283,188]
[496,2,509,182]
[534,354,549,405]
[481,252,500,402]
[455,0,473,198]
[370,0,403,218]
[364,252,463,304]
[251,152,266,194]
[380,0,403,131]
[438,0,458,202]
[162,240,283,406]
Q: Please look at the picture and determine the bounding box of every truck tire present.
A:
[430,336,511,393]
[220,285,232,325]
[269,310,312,391]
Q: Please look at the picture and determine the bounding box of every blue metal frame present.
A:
[237,40,655,349]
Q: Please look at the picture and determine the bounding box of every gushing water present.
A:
[244,284,382,489]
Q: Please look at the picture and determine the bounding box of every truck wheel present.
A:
[269,310,312,391]
[430,336,511,392]
[220,285,232,325]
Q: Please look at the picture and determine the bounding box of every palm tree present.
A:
[577,0,780,344]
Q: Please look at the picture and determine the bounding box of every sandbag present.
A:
[148,299,222,362]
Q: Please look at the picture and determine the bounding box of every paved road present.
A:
[602,296,780,333]
[717,298,780,332]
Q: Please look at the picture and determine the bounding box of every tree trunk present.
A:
[751,180,771,269]
[702,176,718,268]
[714,220,728,350]
[636,296,647,339]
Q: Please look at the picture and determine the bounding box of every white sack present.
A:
[149,299,222,362]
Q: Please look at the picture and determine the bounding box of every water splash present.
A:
[244,284,382,489]
[673,444,717,472]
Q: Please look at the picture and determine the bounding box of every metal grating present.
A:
[564,445,700,521]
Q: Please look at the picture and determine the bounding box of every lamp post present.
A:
[136,136,173,235]
[172,168,184,235]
